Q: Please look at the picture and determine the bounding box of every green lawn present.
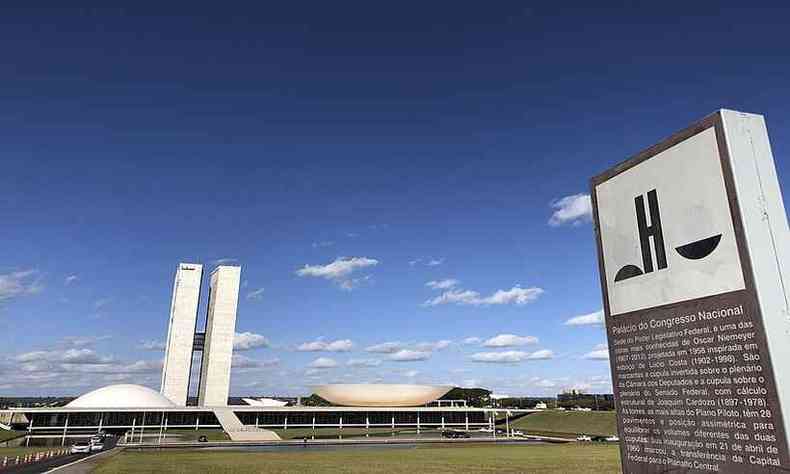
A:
[511,411,617,438]
[165,429,230,442]
[0,430,24,443]
[94,444,621,473]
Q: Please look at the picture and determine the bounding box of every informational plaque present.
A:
[592,110,790,473]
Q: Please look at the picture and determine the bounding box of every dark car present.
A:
[441,430,471,439]
[198,435,208,442]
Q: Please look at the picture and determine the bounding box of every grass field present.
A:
[94,444,621,473]
[511,411,617,438]
[166,429,230,442]
[0,430,24,443]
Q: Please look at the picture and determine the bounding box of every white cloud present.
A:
[364,342,402,354]
[0,269,43,302]
[338,275,372,291]
[232,355,280,369]
[139,340,166,351]
[233,332,270,351]
[212,258,238,265]
[308,357,338,369]
[414,340,452,351]
[64,275,79,286]
[246,288,265,300]
[297,339,354,352]
[549,193,592,226]
[15,348,114,365]
[565,309,604,326]
[297,257,378,289]
[94,298,111,310]
[423,286,543,307]
[409,259,421,266]
[402,370,419,378]
[388,350,431,362]
[583,344,610,360]
[426,258,444,266]
[470,349,554,363]
[462,337,481,345]
[426,279,459,290]
[346,358,381,368]
[482,334,538,347]
[61,335,110,347]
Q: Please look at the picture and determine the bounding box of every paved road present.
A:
[3,437,117,474]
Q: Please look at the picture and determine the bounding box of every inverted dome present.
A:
[312,384,453,407]
[67,384,176,408]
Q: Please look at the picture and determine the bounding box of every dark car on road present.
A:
[441,430,471,439]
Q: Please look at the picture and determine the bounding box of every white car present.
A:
[576,434,592,442]
[605,435,620,442]
[90,442,104,452]
[478,427,493,433]
[70,442,91,454]
[511,430,525,437]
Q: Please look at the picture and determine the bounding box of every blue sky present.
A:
[2,3,789,398]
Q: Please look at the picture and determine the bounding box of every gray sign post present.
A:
[592,110,789,473]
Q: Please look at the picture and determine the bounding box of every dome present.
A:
[311,384,453,407]
[66,384,176,408]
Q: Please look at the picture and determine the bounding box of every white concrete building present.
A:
[160,263,203,406]
[198,265,241,406]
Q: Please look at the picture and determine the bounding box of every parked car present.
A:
[576,434,592,442]
[477,427,493,433]
[198,435,208,442]
[90,441,104,452]
[70,442,92,454]
[605,435,620,442]
[441,430,471,439]
[511,430,525,437]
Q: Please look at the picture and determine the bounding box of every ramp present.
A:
[213,408,281,441]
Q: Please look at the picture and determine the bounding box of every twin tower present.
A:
[160,263,241,406]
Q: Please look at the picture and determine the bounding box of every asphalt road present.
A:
[4,437,117,474]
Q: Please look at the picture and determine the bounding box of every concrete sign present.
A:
[592,110,790,473]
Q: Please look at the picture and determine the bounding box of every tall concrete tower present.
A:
[197,265,241,406]
[161,263,203,406]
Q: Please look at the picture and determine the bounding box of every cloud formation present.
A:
[482,334,538,347]
[0,269,43,303]
[565,310,604,326]
[388,350,431,362]
[470,349,554,363]
[64,275,79,286]
[424,285,543,307]
[246,288,265,300]
[346,358,381,367]
[308,357,338,369]
[139,340,166,351]
[297,257,378,290]
[426,279,459,290]
[297,339,354,352]
[364,342,402,354]
[548,193,592,226]
[583,344,610,360]
[414,340,452,351]
[233,332,270,351]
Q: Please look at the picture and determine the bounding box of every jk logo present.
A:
[614,189,723,282]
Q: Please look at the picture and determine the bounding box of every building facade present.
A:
[198,265,241,406]
[160,263,203,406]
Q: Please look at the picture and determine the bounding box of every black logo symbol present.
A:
[614,189,722,282]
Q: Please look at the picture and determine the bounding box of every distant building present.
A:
[198,265,241,406]
[556,392,614,410]
[160,263,203,406]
